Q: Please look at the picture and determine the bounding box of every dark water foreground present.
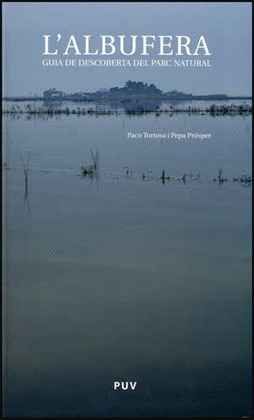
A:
[2,111,252,418]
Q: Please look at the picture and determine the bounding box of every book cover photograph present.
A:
[2,2,252,419]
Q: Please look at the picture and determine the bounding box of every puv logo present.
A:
[113,381,137,391]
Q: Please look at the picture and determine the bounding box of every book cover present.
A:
[2,2,252,419]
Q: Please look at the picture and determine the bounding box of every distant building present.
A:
[164,90,193,100]
[194,94,228,100]
[109,81,163,98]
[97,88,109,93]
[43,88,64,100]
[68,92,90,100]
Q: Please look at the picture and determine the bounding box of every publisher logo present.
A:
[113,381,137,391]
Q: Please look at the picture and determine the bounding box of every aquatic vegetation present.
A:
[81,147,100,177]
[141,168,251,186]
[213,168,228,184]
[20,152,31,214]
[2,103,252,116]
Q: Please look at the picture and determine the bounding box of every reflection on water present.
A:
[2,110,252,418]
[3,98,252,119]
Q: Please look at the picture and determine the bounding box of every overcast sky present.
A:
[2,2,252,96]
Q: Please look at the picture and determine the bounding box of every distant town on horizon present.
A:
[3,80,252,102]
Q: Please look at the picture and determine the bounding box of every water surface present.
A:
[2,107,252,418]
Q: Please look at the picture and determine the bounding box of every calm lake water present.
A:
[2,105,252,418]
